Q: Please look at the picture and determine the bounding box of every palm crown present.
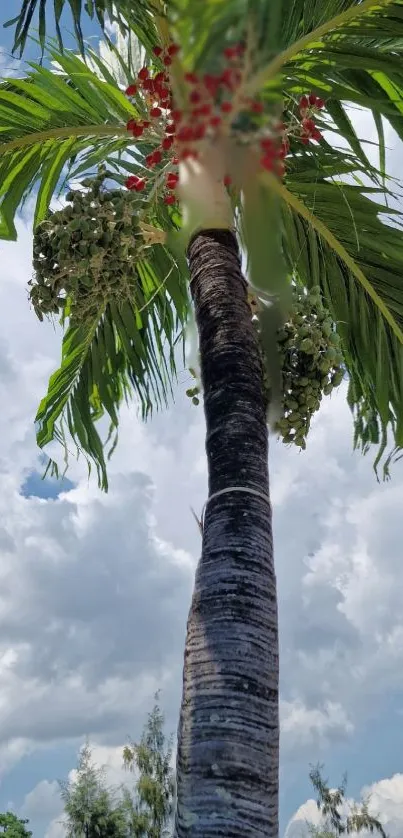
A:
[3,0,403,487]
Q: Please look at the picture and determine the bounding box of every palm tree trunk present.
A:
[174,229,279,838]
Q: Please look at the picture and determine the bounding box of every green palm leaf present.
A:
[3,0,403,483]
[0,49,134,238]
[38,245,189,490]
[0,43,190,485]
[279,178,403,476]
[6,0,163,57]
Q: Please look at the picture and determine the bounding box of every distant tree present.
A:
[59,742,128,837]
[308,765,387,837]
[0,812,32,837]
[122,693,175,837]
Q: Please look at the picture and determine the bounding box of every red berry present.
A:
[221,101,232,113]
[158,86,170,100]
[193,123,206,139]
[198,103,212,116]
[204,74,220,96]
[127,118,137,131]
[171,109,183,122]
[143,78,155,92]
[301,136,310,145]
[299,95,309,110]
[312,128,322,141]
[309,93,317,106]
[142,121,151,129]
[223,46,236,59]
[251,101,264,114]
[223,174,232,187]
[168,43,180,56]
[165,122,176,134]
[220,68,235,89]
[179,147,190,159]
[125,84,137,96]
[126,175,146,191]
[316,98,325,109]
[154,71,166,83]
[126,175,139,189]
[146,150,162,167]
[164,193,176,204]
[210,115,222,127]
[221,67,241,89]
[260,137,275,153]
[190,90,201,104]
[162,136,174,150]
[163,55,172,66]
[166,172,179,188]
[185,72,199,84]
[132,123,145,137]
[261,156,274,172]
[302,117,316,133]
[138,67,149,81]
[150,106,162,117]
[177,125,194,142]
[153,46,163,57]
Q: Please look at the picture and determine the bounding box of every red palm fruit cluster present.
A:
[124,46,328,195]
[152,42,180,66]
[259,136,290,177]
[126,174,146,192]
[298,92,324,143]
[163,171,179,205]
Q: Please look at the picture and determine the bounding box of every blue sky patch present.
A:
[20,470,75,500]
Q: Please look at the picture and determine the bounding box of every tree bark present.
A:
[174,229,279,838]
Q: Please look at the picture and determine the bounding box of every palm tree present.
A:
[3,2,403,836]
[308,766,387,837]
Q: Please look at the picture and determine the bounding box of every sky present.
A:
[1,4,403,838]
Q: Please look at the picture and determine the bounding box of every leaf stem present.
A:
[245,0,394,95]
[0,124,128,155]
[265,172,403,344]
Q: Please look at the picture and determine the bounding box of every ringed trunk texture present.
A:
[174,229,279,837]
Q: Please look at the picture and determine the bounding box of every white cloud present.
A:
[0,46,21,77]
[0,474,194,754]
[20,779,61,820]
[281,699,353,750]
[0,121,402,836]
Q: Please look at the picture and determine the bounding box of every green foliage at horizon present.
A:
[58,694,175,837]
[59,742,129,837]
[309,765,388,837]
[122,694,175,837]
[0,812,32,837]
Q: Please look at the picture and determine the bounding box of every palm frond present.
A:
[38,244,189,490]
[0,43,190,485]
[4,0,403,486]
[6,0,163,57]
[0,48,136,238]
[277,167,403,477]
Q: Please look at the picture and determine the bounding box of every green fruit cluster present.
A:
[251,285,345,448]
[29,171,141,323]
